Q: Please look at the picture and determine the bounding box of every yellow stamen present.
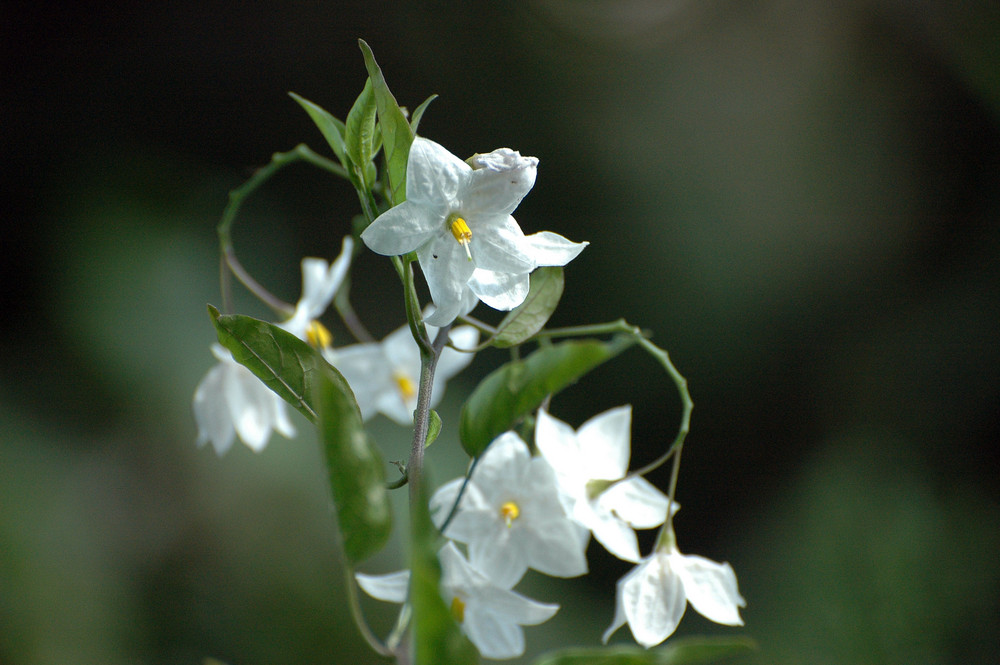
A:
[393,371,416,401]
[450,596,466,623]
[500,501,520,527]
[306,320,333,350]
[450,217,473,261]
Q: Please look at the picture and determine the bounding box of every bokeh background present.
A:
[3,2,999,664]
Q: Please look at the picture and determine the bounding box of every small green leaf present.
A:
[410,478,478,665]
[459,336,635,457]
[410,94,438,134]
[318,369,392,563]
[289,92,351,170]
[344,78,378,171]
[210,307,357,424]
[358,39,414,205]
[425,409,443,448]
[492,267,565,348]
[532,637,756,665]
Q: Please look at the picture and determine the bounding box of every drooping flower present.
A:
[193,238,352,454]
[534,406,675,562]
[325,320,478,425]
[602,533,746,648]
[430,432,589,588]
[360,137,586,325]
[356,542,559,659]
[192,344,297,455]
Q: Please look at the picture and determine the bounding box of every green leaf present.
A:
[289,92,351,170]
[210,307,356,424]
[318,369,392,563]
[425,409,442,448]
[358,39,414,205]
[459,336,635,457]
[492,267,565,348]
[344,78,378,171]
[410,94,438,134]
[410,478,479,665]
[532,637,756,665]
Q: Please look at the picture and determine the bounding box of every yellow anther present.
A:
[500,501,520,527]
[450,596,466,623]
[450,217,473,261]
[393,371,417,401]
[306,320,333,350]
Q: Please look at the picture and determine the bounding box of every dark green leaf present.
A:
[459,336,635,457]
[318,370,392,563]
[410,478,478,665]
[410,94,438,134]
[344,78,378,171]
[532,637,756,665]
[288,92,351,170]
[210,307,356,424]
[358,39,414,205]
[492,267,564,348]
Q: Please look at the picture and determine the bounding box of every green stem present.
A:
[343,563,394,659]
[407,326,451,509]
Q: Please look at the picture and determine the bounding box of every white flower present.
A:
[360,137,586,325]
[192,238,352,454]
[192,344,296,455]
[325,320,478,425]
[602,538,746,647]
[356,542,559,659]
[279,236,354,344]
[430,432,589,588]
[534,406,675,562]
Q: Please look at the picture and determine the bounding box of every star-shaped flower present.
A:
[602,536,746,648]
[534,406,675,562]
[360,137,586,325]
[430,432,589,588]
[325,320,478,425]
[356,542,559,659]
[193,238,352,454]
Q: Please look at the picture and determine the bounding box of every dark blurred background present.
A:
[3,2,999,664]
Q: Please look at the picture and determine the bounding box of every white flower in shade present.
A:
[602,535,746,648]
[325,320,478,425]
[534,406,675,563]
[192,344,296,455]
[360,137,586,325]
[192,238,352,455]
[356,542,559,660]
[279,236,354,346]
[430,432,589,588]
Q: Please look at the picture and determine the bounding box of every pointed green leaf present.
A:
[358,39,414,205]
[210,307,357,424]
[410,94,438,134]
[532,637,756,665]
[410,478,478,665]
[318,369,392,563]
[344,78,378,170]
[492,267,565,348]
[459,336,635,457]
[289,92,351,170]
[425,409,442,448]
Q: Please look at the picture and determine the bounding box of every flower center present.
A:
[449,216,473,261]
[393,371,416,401]
[450,596,466,623]
[499,501,520,527]
[306,320,333,349]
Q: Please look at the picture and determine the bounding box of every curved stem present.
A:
[343,564,394,659]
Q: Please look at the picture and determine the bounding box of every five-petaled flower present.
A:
[356,542,559,659]
[534,406,675,562]
[192,238,352,454]
[431,431,589,588]
[325,318,478,425]
[602,532,746,648]
[360,137,586,325]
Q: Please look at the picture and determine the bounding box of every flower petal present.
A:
[675,553,746,626]
[462,149,538,216]
[621,556,686,648]
[468,269,530,311]
[406,137,470,207]
[355,570,411,603]
[471,215,535,273]
[524,231,588,267]
[598,476,672,529]
[577,405,632,480]
[361,200,444,256]
[193,362,236,455]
